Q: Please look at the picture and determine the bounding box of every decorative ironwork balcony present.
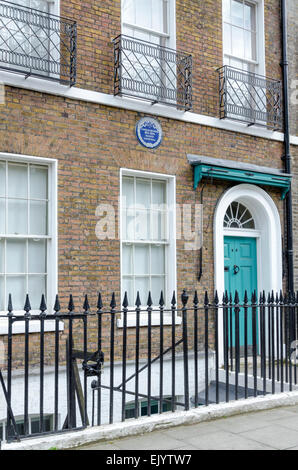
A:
[113,35,192,111]
[0,1,77,85]
[218,66,282,130]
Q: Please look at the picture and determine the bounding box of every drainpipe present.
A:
[281,0,294,295]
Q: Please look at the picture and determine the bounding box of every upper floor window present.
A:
[122,0,170,48]
[0,0,77,85]
[223,0,258,73]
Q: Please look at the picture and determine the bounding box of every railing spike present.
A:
[234,290,239,304]
[122,291,128,308]
[171,291,176,306]
[110,292,116,309]
[24,294,31,314]
[159,291,164,307]
[259,292,263,304]
[214,290,219,305]
[244,290,248,304]
[280,291,284,303]
[39,294,47,313]
[204,291,209,306]
[194,290,199,305]
[97,292,103,310]
[83,294,90,312]
[68,294,74,312]
[135,291,141,308]
[147,291,153,307]
[54,294,60,313]
[7,293,13,313]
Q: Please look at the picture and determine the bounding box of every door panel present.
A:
[224,236,258,348]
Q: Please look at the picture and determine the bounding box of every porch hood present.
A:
[188,154,292,200]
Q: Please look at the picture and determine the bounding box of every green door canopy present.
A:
[188,154,292,200]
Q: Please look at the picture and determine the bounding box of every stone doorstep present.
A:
[2,391,298,451]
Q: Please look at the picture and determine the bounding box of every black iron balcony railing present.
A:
[113,35,192,111]
[0,0,77,85]
[218,66,282,130]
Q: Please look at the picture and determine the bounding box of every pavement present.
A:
[77,404,298,450]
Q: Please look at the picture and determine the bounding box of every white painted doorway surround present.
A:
[213,184,283,365]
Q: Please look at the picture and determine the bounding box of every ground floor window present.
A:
[1,414,54,439]
[125,398,173,420]
[121,170,176,307]
[0,156,56,313]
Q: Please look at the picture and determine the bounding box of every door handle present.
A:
[233,265,240,275]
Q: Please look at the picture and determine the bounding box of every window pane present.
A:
[8,199,28,235]
[6,276,26,310]
[122,276,133,304]
[122,208,135,240]
[0,161,5,197]
[135,245,149,275]
[244,3,254,30]
[0,199,5,234]
[7,239,26,274]
[8,163,27,199]
[231,26,244,58]
[28,275,46,310]
[122,244,133,275]
[135,0,152,29]
[135,276,149,303]
[222,0,231,21]
[151,276,165,305]
[29,239,46,273]
[136,179,151,209]
[152,0,165,32]
[223,23,232,55]
[0,276,4,310]
[151,245,165,274]
[122,0,135,24]
[0,240,4,273]
[151,210,167,240]
[231,0,244,27]
[244,30,253,60]
[122,177,134,208]
[30,166,48,200]
[152,181,166,206]
[135,209,150,240]
[30,200,47,235]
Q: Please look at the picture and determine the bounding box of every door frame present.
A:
[214,184,282,365]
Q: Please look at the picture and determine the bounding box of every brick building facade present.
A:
[0,0,297,435]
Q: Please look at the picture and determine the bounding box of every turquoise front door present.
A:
[224,236,258,347]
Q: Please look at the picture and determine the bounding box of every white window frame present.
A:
[222,0,265,76]
[0,152,58,335]
[119,168,179,327]
[121,0,176,51]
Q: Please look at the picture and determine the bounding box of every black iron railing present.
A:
[113,35,192,111]
[1,289,298,444]
[218,66,282,130]
[0,0,77,85]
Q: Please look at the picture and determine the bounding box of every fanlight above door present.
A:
[223,202,255,229]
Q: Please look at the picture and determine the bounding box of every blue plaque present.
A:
[136,117,162,149]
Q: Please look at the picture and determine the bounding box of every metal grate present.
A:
[113,35,192,111]
[218,66,282,130]
[0,0,77,85]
